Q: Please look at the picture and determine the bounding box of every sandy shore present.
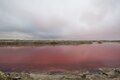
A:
[1,68,120,80]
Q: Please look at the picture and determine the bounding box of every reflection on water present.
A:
[0,43,120,72]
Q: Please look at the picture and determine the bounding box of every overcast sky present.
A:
[0,0,120,40]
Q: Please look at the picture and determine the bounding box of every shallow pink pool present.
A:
[0,43,120,72]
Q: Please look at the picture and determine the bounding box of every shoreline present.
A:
[0,68,120,80]
[0,40,120,47]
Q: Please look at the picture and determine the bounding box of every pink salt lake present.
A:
[0,43,120,72]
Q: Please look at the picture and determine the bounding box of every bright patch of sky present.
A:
[0,0,120,40]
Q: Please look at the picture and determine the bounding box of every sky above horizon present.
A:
[0,0,120,40]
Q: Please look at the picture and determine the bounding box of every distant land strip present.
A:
[0,40,120,46]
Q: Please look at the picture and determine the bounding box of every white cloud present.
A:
[0,0,120,40]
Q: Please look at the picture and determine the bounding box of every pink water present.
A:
[0,43,120,72]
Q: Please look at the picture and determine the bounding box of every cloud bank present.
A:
[0,0,120,40]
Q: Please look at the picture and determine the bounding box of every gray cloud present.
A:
[0,0,120,40]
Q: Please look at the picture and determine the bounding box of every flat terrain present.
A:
[0,40,93,46]
[0,40,120,46]
[1,68,120,80]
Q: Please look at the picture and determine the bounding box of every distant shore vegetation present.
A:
[0,40,120,46]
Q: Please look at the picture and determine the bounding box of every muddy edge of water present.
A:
[1,68,120,80]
